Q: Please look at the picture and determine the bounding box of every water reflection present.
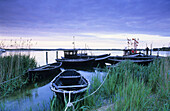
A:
[0,67,107,111]
[0,50,169,111]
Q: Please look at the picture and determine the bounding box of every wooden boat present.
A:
[27,62,62,82]
[56,58,95,68]
[0,49,5,55]
[93,55,110,67]
[77,53,111,59]
[63,49,87,59]
[109,55,159,60]
[62,49,111,60]
[0,49,5,52]
[50,69,90,100]
[107,58,154,65]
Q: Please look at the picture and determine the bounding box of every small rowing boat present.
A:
[50,69,90,100]
[27,62,62,82]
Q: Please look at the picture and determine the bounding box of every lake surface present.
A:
[0,50,169,111]
[2,50,169,66]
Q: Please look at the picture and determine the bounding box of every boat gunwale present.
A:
[56,58,95,62]
[50,69,90,94]
[28,62,62,72]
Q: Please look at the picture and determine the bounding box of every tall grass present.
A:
[51,57,169,111]
[0,54,37,98]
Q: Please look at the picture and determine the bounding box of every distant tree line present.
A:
[153,47,170,51]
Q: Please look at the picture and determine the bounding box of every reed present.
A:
[50,57,169,111]
[0,54,37,98]
[1,56,169,110]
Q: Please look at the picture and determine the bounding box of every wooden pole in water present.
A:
[157,48,159,57]
[56,51,58,59]
[150,44,152,55]
[46,51,48,65]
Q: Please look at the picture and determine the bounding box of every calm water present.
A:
[0,50,169,111]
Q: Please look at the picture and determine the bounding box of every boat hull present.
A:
[107,58,154,65]
[50,69,90,101]
[56,58,95,69]
[93,55,110,67]
[27,62,62,82]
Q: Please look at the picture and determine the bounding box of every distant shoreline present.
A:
[4,47,170,51]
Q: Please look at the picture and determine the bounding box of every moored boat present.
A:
[50,69,90,100]
[107,58,154,65]
[56,58,95,69]
[93,55,110,67]
[109,55,161,60]
[0,49,6,55]
[63,49,87,59]
[77,53,111,59]
[62,49,111,60]
[27,62,62,82]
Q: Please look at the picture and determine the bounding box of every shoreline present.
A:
[4,48,170,51]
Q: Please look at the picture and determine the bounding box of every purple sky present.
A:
[0,0,170,48]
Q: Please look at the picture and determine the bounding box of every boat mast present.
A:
[127,38,131,49]
[132,38,139,52]
[72,36,75,49]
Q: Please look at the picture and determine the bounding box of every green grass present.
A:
[0,54,37,98]
[51,57,169,111]
[1,56,169,111]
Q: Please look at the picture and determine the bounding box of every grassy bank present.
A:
[51,57,169,111]
[0,54,37,98]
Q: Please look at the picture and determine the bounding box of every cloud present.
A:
[0,0,170,42]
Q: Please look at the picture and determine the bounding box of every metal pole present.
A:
[150,44,152,55]
[157,48,159,57]
[46,51,48,65]
[73,36,75,49]
[56,51,58,59]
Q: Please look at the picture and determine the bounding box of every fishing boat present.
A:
[56,58,95,68]
[108,55,160,60]
[0,49,5,54]
[50,69,90,100]
[107,58,154,65]
[93,55,110,67]
[63,49,87,59]
[77,53,111,59]
[62,49,111,59]
[27,62,62,82]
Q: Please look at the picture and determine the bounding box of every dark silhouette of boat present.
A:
[107,58,154,65]
[27,62,62,82]
[50,69,90,100]
[56,58,95,69]
[62,49,110,59]
[63,49,87,59]
[60,49,111,68]
[109,54,161,60]
[77,53,111,59]
[93,55,111,67]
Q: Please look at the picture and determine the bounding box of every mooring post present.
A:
[150,44,152,55]
[46,51,48,65]
[157,48,159,57]
[56,51,58,59]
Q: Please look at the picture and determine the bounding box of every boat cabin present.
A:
[64,50,78,59]
[64,49,87,59]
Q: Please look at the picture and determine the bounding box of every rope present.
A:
[72,66,111,104]
[64,66,111,111]
[0,69,28,85]
[64,91,75,111]
[0,74,24,85]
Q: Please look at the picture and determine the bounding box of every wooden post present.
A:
[56,51,58,59]
[46,51,48,65]
[150,44,152,55]
[157,48,159,57]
